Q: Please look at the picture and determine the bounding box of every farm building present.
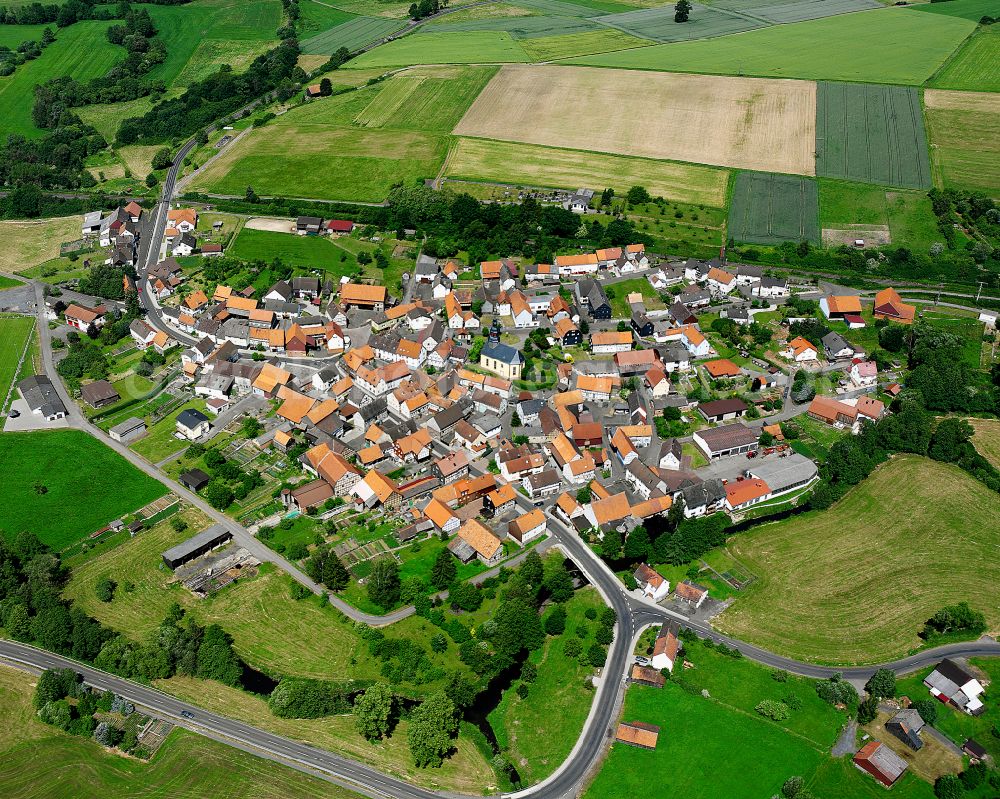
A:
[698,398,748,423]
[886,709,924,751]
[853,742,907,788]
[18,375,67,420]
[108,416,146,444]
[923,659,986,715]
[819,295,862,320]
[630,664,666,688]
[161,525,232,569]
[615,721,660,750]
[80,380,120,408]
[693,424,758,460]
[746,453,819,498]
[873,287,915,325]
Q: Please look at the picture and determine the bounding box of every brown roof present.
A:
[807,395,857,424]
[874,287,915,323]
[653,624,679,661]
[675,580,708,602]
[456,519,502,559]
[725,478,770,507]
[591,331,633,347]
[825,295,863,315]
[508,508,545,539]
[616,721,659,749]
[340,283,387,304]
[703,359,741,378]
[64,303,102,323]
[591,492,630,525]
[630,664,666,687]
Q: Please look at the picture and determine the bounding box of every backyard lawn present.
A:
[130,399,210,462]
[717,456,1000,664]
[0,315,35,410]
[0,430,167,550]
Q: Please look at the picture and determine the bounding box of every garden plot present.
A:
[454,64,816,175]
[815,81,930,188]
[728,171,820,245]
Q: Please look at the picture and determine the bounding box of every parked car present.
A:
[635,656,650,666]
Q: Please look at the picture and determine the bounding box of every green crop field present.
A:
[816,82,930,189]
[446,137,729,204]
[910,0,998,22]
[0,316,34,409]
[728,172,819,245]
[928,26,1000,93]
[300,16,407,54]
[717,456,1000,665]
[569,8,977,85]
[519,28,651,59]
[742,0,879,24]
[0,430,167,550]
[147,0,281,88]
[595,3,765,42]
[428,14,599,37]
[924,90,1000,195]
[0,665,361,799]
[173,38,277,86]
[190,66,493,202]
[0,22,124,138]
[349,30,530,67]
[76,94,167,142]
[818,180,940,252]
[299,0,356,37]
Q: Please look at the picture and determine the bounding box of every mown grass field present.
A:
[816,82,930,189]
[928,26,1000,93]
[190,67,494,202]
[349,30,531,66]
[0,21,123,138]
[446,137,729,205]
[923,89,1000,196]
[428,13,597,37]
[0,430,167,550]
[0,216,81,275]
[735,0,879,24]
[489,588,604,784]
[0,665,366,799]
[969,417,1000,470]
[717,455,1000,665]
[568,8,976,85]
[0,23,48,48]
[174,38,277,85]
[728,171,820,245]
[301,15,407,54]
[910,0,999,22]
[299,0,356,37]
[818,180,939,252]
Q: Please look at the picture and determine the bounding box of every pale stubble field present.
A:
[454,64,817,175]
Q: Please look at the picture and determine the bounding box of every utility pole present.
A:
[976,281,985,304]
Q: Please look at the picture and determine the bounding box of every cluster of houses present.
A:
[852,659,989,789]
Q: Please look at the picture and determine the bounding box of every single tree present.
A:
[367,558,401,609]
[321,552,350,591]
[407,691,458,768]
[674,1,690,22]
[856,695,878,725]
[319,77,332,96]
[864,668,896,700]
[354,682,395,742]
[95,577,116,603]
[430,549,457,590]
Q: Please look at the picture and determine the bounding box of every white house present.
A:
[508,508,547,544]
[634,563,669,601]
[850,360,878,387]
[175,408,210,440]
[780,336,818,362]
[753,277,789,299]
[650,622,681,672]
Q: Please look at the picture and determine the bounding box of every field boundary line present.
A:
[1,314,35,415]
[923,23,981,88]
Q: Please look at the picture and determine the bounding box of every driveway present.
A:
[3,398,70,432]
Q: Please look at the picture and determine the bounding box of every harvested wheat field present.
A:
[454,64,817,175]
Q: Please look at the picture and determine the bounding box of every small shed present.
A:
[161,524,231,569]
[616,721,659,750]
[179,469,211,492]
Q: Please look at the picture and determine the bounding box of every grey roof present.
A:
[864,743,908,782]
[822,331,854,354]
[194,337,215,356]
[747,452,818,493]
[481,340,523,365]
[518,398,546,416]
[695,423,758,453]
[109,416,145,436]
[80,380,119,405]
[526,468,560,489]
[176,408,210,430]
[736,264,763,278]
[760,276,786,290]
[18,375,66,418]
[925,659,979,704]
[161,524,230,564]
[669,301,696,324]
[659,438,683,462]
[658,342,690,364]
[681,477,725,508]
